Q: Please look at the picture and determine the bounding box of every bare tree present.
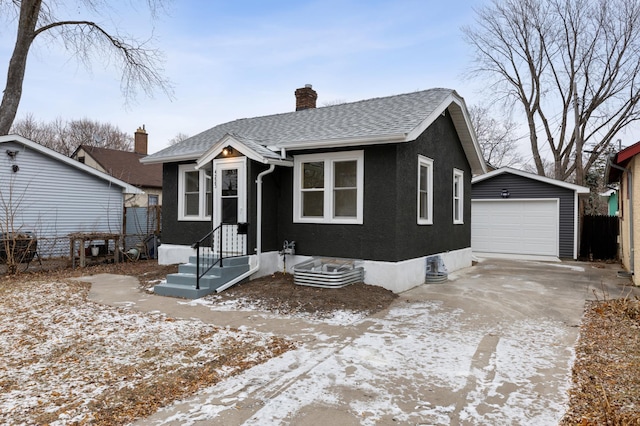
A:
[469,104,524,168]
[0,171,34,274]
[322,99,347,107]
[0,0,172,135]
[8,113,56,146]
[463,0,640,185]
[168,132,190,146]
[523,157,556,177]
[11,115,132,155]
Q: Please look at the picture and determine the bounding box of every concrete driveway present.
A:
[85,257,639,425]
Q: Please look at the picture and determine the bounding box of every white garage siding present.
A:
[472,199,559,256]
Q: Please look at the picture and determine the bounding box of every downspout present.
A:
[610,161,633,275]
[216,163,276,292]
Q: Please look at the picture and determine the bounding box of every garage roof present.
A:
[472,167,590,194]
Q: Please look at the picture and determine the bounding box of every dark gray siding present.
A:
[162,112,474,262]
[247,161,280,254]
[162,162,210,245]
[472,173,576,258]
[275,112,472,262]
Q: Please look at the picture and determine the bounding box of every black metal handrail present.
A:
[191,223,247,290]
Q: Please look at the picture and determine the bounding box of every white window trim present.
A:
[417,155,434,225]
[453,168,464,224]
[293,150,364,224]
[178,164,211,221]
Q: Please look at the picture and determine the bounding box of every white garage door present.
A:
[472,199,559,256]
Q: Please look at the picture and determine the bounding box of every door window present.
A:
[221,168,238,223]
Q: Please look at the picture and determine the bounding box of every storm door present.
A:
[213,157,247,255]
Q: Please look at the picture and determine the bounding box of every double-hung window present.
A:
[417,155,433,225]
[294,150,364,224]
[453,169,464,224]
[178,164,212,221]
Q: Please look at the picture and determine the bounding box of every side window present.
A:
[294,151,364,224]
[178,164,211,221]
[301,161,325,218]
[418,156,433,225]
[184,170,200,216]
[333,160,358,218]
[453,169,464,224]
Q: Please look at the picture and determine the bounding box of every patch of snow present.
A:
[180,296,367,326]
[0,282,287,425]
[145,300,573,425]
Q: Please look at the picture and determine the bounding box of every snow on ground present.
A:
[145,299,574,425]
[0,281,290,425]
[182,297,369,326]
[1,273,577,425]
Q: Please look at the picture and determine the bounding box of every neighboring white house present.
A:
[0,135,142,257]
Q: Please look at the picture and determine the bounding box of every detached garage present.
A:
[471,168,589,259]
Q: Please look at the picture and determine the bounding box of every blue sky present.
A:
[1,0,489,154]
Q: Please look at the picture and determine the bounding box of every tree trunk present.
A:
[0,0,41,135]
[526,113,545,175]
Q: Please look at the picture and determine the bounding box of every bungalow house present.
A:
[141,86,487,296]
[606,141,640,284]
[0,134,142,258]
[71,126,163,207]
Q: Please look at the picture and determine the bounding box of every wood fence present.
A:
[579,215,619,260]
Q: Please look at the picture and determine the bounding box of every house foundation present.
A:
[157,245,472,293]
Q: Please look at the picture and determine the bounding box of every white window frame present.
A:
[453,168,464,224]
[417,155,434,225]
[178,164,212,221]
[293,150,364,224]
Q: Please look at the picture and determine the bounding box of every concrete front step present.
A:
[153,282,218,299]
[179,258,250,276]
[166,272,221,288]
[185,255,249,267]
[154,256,251,299]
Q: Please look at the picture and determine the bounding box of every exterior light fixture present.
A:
[6,150,18,158]
[222,146,233,156]
[501,189,510,198]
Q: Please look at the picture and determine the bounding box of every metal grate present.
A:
[293,258,364,288]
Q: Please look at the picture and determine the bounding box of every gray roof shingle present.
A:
[144,88,459,163]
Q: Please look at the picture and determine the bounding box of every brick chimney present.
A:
[134,125,148,155]
[295,84,317,111]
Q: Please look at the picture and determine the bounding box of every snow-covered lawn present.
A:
[182,295,369,326]
[0,280,293,425]
[0,258,601,425]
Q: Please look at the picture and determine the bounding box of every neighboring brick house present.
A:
[71,127,162,207]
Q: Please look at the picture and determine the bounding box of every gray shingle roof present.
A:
[143,88,459,163]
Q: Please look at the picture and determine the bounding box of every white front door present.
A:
[213,157,247,255]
